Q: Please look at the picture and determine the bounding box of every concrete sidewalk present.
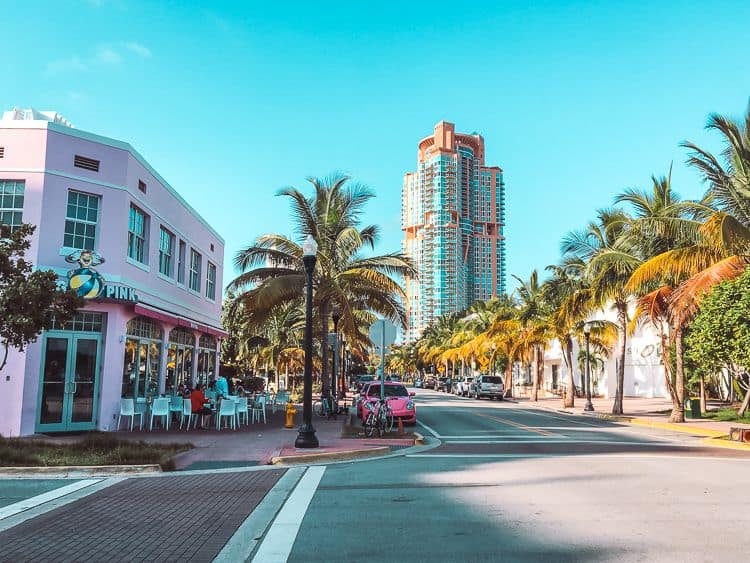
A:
[514,395,750,436]
[110,404,412,469]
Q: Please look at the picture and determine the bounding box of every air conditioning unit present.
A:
[729,427,750,443]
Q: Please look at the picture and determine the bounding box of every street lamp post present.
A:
[295,235,319,448]
[583,322,594,412]
[331,305,342,412]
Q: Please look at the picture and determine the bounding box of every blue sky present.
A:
[3,0,750,293]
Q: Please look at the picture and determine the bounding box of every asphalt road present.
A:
[284,388,750,563]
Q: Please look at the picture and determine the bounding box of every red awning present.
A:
[133,303,228,338]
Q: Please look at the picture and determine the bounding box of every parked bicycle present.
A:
[363,397,394,437]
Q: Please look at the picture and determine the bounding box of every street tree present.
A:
[0,224,82,371]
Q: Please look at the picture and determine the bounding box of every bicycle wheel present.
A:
[364,411,377,437]
[384,407,394,434]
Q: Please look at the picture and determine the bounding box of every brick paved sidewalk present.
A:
[0,469,285,562]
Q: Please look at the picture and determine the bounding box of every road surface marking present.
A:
[407,453,750,461]
[436,435,567,439]
[214,468,305,563]
[474,411,559,436]
[416,420,442,438]
[509,407,602,427]
[0,479,101,521]
[252,465,326,563]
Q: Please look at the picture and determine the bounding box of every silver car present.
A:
[455,376,474,396]
[471,375,505,400]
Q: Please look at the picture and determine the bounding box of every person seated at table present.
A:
[190,383,213,429]
[205,381,218,401]
[215,373,230,398]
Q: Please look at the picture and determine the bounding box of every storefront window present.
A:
[167,327,195,393]
[196,334,217,388]
[122,317,163,399]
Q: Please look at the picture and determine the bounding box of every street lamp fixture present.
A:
[295,235,319,448]
[583,322,594,412]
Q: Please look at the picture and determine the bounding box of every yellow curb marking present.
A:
[628,418,727,438]
[474,412,559,437]
[700,437,750,452]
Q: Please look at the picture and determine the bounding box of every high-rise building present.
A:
[402,121,506,342]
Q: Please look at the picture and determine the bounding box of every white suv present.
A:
[471,375,505,400]
[455,376,474,396]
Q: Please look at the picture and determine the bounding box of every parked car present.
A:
[439,377,453,393]
[414,378,423,388]
[386,374,402,382]
[455,376,474,396]
[355,375,375,392]
[471,375,505,400]
[357,382,417,425]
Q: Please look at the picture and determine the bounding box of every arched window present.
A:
[122,316,163,399]
[166,327,196,392]
[196,334,217,388]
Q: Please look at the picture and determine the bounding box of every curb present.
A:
[270,446,391,465]
[627,418,728,438]
[0,464,162,478]
[700,436,750,451]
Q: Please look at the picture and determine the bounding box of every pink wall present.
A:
[0,121,225,436]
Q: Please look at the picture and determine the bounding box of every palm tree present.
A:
[513,271,552,402]
[627,106,750,420]
[230,174,415,395]
[562,209,640,414]
[543,261,594,407]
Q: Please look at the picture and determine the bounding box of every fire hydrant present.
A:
[285,401,297,429]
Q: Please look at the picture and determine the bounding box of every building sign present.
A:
[66,250,139,302]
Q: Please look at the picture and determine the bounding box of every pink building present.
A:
[0,108,225,437]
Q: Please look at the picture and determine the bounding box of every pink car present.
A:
[357,382,417,425]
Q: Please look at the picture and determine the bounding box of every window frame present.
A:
[127,204,149,264]
[205,261,216,300]
[158,226,175,278]
[189,249,202,293]
[0,180,25,238]
[64,190,100,251]
[177,240,186,285]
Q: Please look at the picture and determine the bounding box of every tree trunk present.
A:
[320,303,330,396]
[563,336,575,408]
[505,360,513,398]
[699,373,707,414]
[612,305,627,415]
[531,346,539,402]
[738,384,750,417]
[661,330,680,411]
[669,326,686,423]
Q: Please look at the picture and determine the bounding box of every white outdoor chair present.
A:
[179,398,197,430]
[149,398,170,431]
[274,392,289,413]
[116,398,143,431]
[252,394,267,424]
[216,399,237,430]
[169,395,183,422]
[236,397,250,426]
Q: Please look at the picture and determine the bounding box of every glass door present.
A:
[68,336,101,430]
[38,337,70,431]
[37,333,102,432]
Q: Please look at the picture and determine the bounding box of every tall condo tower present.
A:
[402,121,506,342]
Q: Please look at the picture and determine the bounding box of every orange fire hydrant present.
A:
[285,401,297,429]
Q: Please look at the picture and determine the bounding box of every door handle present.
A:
[72,381,78,395]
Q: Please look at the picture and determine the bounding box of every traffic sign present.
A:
[369,319,397,353]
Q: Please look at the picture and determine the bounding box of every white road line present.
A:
[416,420,442,438]
[436,435,567,439]
[214,468,305,563]
[509,408,601,426]
[251,466,326,563]
[407,453,750,461]
[0,479,101,521]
